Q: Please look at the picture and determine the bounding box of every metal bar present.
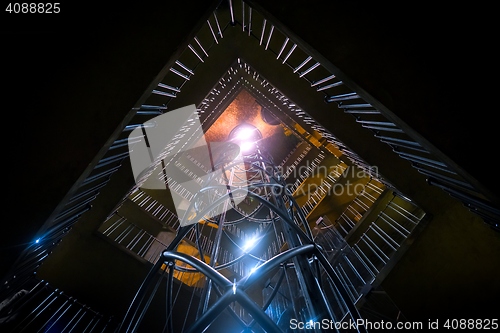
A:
[95,151,129,169]
[228,0,234,25]
[248,7,252,36]
[379,213,409,237]
[388,200,421,224]
[55,197,94,221]
[101,216,125,236]
[241,0,245,31]
[428,178,500,215]
[353,245,378,277]
[344,109,380,114]
[337,103,372,109]
[41,299,73,333]
[316,81,343,91]
[127,230,146,250]
[344,256,367,285]
[175,60,194,75]
[372,223,399,250]
[326,92,359,102]
[81,165,121,186]
[356,120,397,127]
[213,11,223,38]
[81,313,100,333]
[334,265,356,302]
[188,44,204,63]
[135,110,163,116]
[152,89,176,98]
[188,290,236,333]
[115,224,134,243]
[412,159,457,174]
[16,290,59,332]
[374,134,421,147]
[276,37,289,59]
[361,234,388,263]
[259,19,267,45]
[61,307,83,333]
[311,74,335,87]
[282,44,297,64]
[68,182,106,204]
[397,151,448,168]
[194,37,209,57]
[362,124,404,133]
[157,83,181,92]
[137,104,168,110]
[293,56,312,73]
[169,67,190,80]
[207,19,218,44]
[418,168,475,191]
[383,140,429,153]
[265,25,274,50]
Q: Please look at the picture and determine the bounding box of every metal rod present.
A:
[188,44,204,63]
[207,19,218,44]
[157,82,181,92]
[353,245,378,277]
[398,150,448,168]
[387,201,421,224]
[135,110,162,116]
[248,7,252,36]
[326,92,359,102]
[428,178,500,215]
[418,168,475,191]
[81,165,121,186]
[276,37,289,60]
[265,25,274,50]
[379,213,409,237]
[412,159,457,174]
[311,74,335,87]
[152,89,176,98]
[228,0,234,25]
[95,151,129,169]
[68,182,106,204]
[55,197,94,222]
[344,109,380,114]
[361,234,388,263]
[241,0,245,31]
[175,60,194,75]
[259,19,267,45]
[316,81,343,91]
[293,56,312,73]
[372,223,399,250]
[194,37,209,57]
[213,11,223,39]
[282,44,297,64]
[356,120,397,127]
[362,124,404,133]
[337,103,372,109]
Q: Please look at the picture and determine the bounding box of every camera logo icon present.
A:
[128,105,248,226]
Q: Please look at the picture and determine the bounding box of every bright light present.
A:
[235,127,255,140]
[239,141,254,152]
[35,238,40,244]
[242,236,257,251]
[249,266,258,275]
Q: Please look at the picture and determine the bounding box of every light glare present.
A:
[235,127,254,140]
[242,237,257,251]
[239,141,254,152]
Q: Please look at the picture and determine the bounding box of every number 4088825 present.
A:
[5,3,60,14]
